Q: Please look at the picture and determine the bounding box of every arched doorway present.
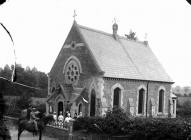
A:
[113,87,121,108]
[57,101,63,115]
[138,88,145,114]
[90,89,96,116]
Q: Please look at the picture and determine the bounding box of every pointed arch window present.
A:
[158,89,164,113]
[90,89,96,116]
[113,87,121,108]
[138,88,145,114]
[78,103,83,115]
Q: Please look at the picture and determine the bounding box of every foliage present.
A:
[73,108,191,140]
[0,64,48,98]
[16,93,32,110]
[177,100,191,118]
[101,107,130,134]
[172,85,191,96]
[0,80,6,119]
[73,107,128,135]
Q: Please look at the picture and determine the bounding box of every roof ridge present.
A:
[77,24,112,37]
[77,23,146,46]
[119,36,147,46]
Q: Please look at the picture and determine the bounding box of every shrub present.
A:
[177,100,191,118]
[101,107,130,135]
[73,116,105,133]
[73,108,191,140]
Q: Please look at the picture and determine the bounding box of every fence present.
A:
[5,116,129,140]
[45,125,129,140]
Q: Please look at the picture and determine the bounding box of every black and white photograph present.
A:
[0,0,191,139]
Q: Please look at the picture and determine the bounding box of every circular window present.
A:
[64,60,80,84]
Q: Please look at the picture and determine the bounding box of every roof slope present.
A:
[76,23,173,83]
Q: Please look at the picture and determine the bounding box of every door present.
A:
[58,101,63,115]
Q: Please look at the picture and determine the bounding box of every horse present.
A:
[17,113,54,140]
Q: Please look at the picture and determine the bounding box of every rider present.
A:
[30,107,39,132]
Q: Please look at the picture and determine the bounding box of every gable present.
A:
[49,22,102,86]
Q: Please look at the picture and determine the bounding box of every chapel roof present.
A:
[74,22,173,83]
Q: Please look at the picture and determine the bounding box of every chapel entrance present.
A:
[90,89,96,116]
[57,101,63,115]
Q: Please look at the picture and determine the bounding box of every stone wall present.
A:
[102,78,172,117]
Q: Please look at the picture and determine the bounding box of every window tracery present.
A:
[64,59,80,84]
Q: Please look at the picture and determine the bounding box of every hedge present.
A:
[73,108,191,140]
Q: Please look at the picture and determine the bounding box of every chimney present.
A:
[112,23,118,40]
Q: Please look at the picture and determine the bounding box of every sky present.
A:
[0,0,191,87]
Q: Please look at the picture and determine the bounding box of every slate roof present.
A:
[76,23,173,83]
[47,84,84,103]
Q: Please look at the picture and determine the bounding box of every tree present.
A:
[0,64,12,79]
[16,93,32,110]
[125,30,138,41]
[172,85,183,96]
[0,64,48,98]
[183,86,191,96]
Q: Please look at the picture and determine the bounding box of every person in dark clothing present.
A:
[73,113,77,119]
[30,108,39,131]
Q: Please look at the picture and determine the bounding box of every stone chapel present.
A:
[46,21,176,118]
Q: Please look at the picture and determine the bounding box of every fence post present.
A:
[68,120,74,140]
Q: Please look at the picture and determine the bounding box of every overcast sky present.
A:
[0,0,191,86]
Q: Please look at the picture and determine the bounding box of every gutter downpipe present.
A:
[146,81,149,118]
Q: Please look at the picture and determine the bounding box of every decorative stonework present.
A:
[63,56,82,85]
[51,81,56,93]
[88,78,106,115]
[65,60,80,84]
[64,41,84,50]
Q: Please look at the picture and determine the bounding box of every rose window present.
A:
[65,60,80,84]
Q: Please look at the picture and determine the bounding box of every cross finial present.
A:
[113,17,117,24]
[73,10,77,21]
[114,18,116,23]
[144,33,148,41]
